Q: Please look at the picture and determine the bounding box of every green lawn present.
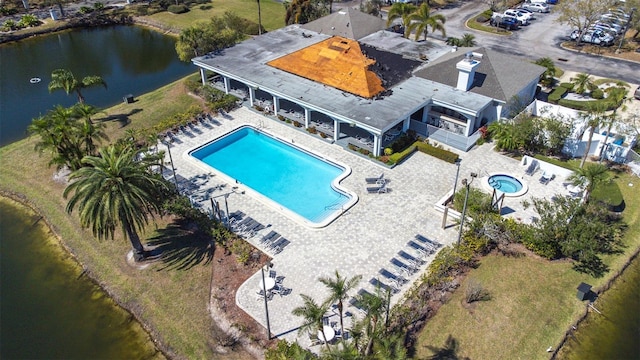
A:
[415,173,640,359]
[0,75,250,359]
[145,0,286,31]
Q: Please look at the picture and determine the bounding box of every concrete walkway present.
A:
[161,106,569,349]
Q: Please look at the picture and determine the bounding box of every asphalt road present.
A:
[430,0,639,84]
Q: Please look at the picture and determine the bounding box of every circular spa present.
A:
[484,173,528,197]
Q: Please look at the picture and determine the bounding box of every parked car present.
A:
[570,29,615,45]
[595,20,623,34]
[522,2,550,12]
[516,8,537,19]
[546,0,558,4]
[490,15,520,30]
[504,9,531,25]
[590,24,618,37]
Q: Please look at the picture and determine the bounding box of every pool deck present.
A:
[160,107,570,348]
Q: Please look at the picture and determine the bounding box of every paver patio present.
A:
[161,106,569,348]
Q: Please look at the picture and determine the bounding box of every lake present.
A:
[0,25,194,147]
[0,197,164,359]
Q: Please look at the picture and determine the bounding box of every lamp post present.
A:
[163,141,179,194]
[457,172,477,246]
[452,159,461,201]
[617,8,636,53]
[260,261,272,339]
[442,160,462,228]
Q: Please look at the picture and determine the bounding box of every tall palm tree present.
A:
[63,145,169,261]
[386,3,417,37]
[568,163,609,203]
[358,289,387,356]
[28,105,85,170]
[292,294,332,351]
[373,332,408,360]
[570,73,595,95]
[406,3,446,41]
[48,68,107,104]
[445,33,476,47]
[579,103,608,168]
[319,271,362,339]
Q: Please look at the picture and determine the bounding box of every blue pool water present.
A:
[488,175,523,193]
[190,126,352,224]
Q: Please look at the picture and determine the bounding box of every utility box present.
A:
[576,282,592,301]
[123,94,134,104]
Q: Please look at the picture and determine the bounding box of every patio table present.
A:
[318,325,335,342]
[259,277,276,291]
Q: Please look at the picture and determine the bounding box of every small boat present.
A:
[29,77,41,84]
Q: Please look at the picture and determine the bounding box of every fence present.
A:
[409,120,481,151]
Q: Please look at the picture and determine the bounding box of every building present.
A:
[192,8,545,155]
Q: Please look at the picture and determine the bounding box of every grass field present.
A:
[0,75,251,360]
[415,172,640,359]
[145,0,286,31]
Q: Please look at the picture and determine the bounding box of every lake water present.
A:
[560,255,640,359]
[0,25,194,147]
[0,198,163,359]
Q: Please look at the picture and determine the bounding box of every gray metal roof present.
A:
[414,47,546,102]
[301,7,387,40]
[193,26,494,134]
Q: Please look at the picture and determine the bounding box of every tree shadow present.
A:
[423,335,470,360]
[146,219,214,271]
[97,108,143,128]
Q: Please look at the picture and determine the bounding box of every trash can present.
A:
[123,94,134,104]
[576,282,592,301]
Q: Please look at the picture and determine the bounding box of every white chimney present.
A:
[456,52,481,91]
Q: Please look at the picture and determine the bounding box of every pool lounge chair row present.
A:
[257,230,290,255]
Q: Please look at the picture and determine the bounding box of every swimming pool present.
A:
[189,126,356,227]
[483,173,528,197]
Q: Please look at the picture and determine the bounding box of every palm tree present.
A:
[63,145,169,261]
[319,271,362,339]
[28,105,85,170]
[579,103,608,168]
[72,103,107,156]
[357,289,388,356]
[406,3,446,41]
[373,332,408,360]
[534,57,556,87]
[446,33,476,47]
[386,3,417,36]
[292,294,332,351]
[568,163,609,203]
[570,73,595,95]
[48,68,107,104]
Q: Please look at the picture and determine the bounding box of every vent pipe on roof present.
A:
[456,53,481,91]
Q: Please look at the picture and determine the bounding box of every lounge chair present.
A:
[365,173,385,184]
[259,230,279,244]
[369,278,398,294]
[525,160,539,176]
[366,182,388,194]
[379,268,407,287]
[407,240,431,258]
[539,171,554,185]
[398,250,424,267]
[390,258,414,275]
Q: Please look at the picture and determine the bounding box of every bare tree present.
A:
[555,0,617,45]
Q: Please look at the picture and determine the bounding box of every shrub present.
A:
[293,120,302,127]
[307,127,317,134]
[591,88,604,99]
[253,105,264,112]
[389,144,416,164]
[548,86,568,103]
[415,141,459,163]
[79,6,94,13]
[482,8,493,18]
[465,279,491,303]
[167,4,188,13]
[359,148,371,156]
[559,82,574,90]
[230,240,253,264]
[277,115,285,121]
[476,15,488,23]
[319,132,328,139]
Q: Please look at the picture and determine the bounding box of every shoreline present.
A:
[0,190,174,359]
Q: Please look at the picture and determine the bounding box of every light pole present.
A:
[260,261,272,339]
[452,159,461,200]
[617,8,636,53]
[163,141,180,194]
[457,172,477,246]
[442,159,461,228]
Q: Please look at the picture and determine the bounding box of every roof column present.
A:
[304,108,311,129]
[223,76,230,94]
[373,135,380,157]
[272,96,280,114]
[199,68,207,86]
[248,87,256,107]
[333,120,339,142]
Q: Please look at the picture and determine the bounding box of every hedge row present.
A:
[415,141,459,163]
[557,98,618,111]
[548,86,568,103]
[388,145,417,165]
